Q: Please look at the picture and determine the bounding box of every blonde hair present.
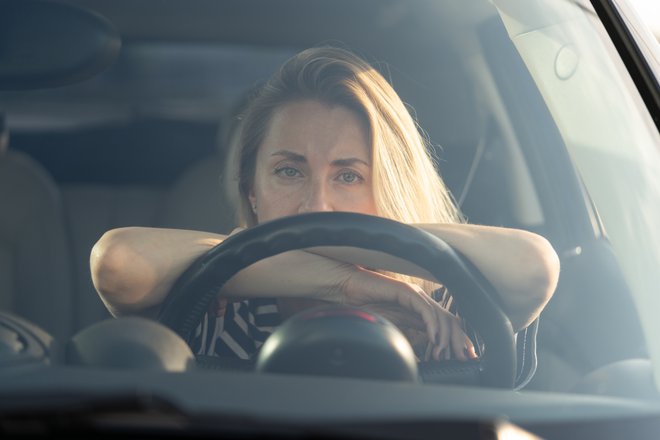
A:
[235,46,462,228]
[229,47,465,298]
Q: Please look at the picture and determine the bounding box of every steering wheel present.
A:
[157,212,516,388]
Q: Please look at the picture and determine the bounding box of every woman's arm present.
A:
[306,223,560,331]
[90,226,473,360]
[420,223,559,331]
[90,227,224,316]
[90,227,374,315]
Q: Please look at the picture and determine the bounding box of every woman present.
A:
[90,46,559,363]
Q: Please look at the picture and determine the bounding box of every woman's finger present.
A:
[342,267,445,348]
[465,336,479,360]
[364,304,426,331]
[432,307,451,360]
[394,283,439,345]
[449,318,470,361]
[347,269,479,363]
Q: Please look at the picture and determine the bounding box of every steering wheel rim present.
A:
[157,212,516,388]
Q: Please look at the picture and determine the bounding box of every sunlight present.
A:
[628,0,660,38]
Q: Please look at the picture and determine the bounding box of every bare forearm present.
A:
[219,249,359,301]
[90,226,482,360]
[90,227,225,315]
[91,227,354,316]
[418,223,559,330]
[306,223,560,331]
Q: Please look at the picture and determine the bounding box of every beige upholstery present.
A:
[1,139,235,339]
[61,154,235,333]
[157,155,236,234]
[62,185,167,331]
[0,151,73,342]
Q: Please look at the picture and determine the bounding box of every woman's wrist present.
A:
[218,250,357,302]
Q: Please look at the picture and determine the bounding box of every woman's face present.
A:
[250,99,377,223]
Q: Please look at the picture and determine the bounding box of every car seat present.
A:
[0,149,74,343]
[60,153,234,333]
[156,155,236,234]
[61,184,168,330]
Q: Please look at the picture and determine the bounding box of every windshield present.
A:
[1,0,660,435]
[493,0,660,387]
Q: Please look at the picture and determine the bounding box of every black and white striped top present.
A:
[189,288,538,388]
[191,297,282,359]
[190,287,480,360]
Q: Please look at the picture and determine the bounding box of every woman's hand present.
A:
[306,223,560,333]
[362,303,478,361]
[339,267,478,361]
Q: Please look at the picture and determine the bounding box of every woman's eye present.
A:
[275,166,302,178]
[338,171,362,184]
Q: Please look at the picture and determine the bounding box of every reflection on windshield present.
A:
[494,0,660,387]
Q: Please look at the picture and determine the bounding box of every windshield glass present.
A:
[1,0,660,432]
[493,0,660,386]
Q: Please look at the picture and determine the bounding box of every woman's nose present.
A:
[298,181,333,213]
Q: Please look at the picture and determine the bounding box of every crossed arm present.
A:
[90,222,559,360]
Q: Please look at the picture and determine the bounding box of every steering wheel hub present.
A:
[256,305,419,381]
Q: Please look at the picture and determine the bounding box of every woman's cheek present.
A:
[258,186,303,220]
[336,187,377,215]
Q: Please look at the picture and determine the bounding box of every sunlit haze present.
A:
[628,0,660,39]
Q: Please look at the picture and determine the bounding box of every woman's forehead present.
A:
[259,100,371,162]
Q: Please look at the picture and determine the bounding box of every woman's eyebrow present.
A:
[270,151,369,167]
[331,158,370,167]
[271,150,306,162]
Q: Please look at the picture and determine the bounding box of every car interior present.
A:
[0,0,653,400]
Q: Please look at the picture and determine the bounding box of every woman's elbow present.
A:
[90,228,155,316]
[513,233,560,325]
[505,232,560,331]
[529,234,560,305]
